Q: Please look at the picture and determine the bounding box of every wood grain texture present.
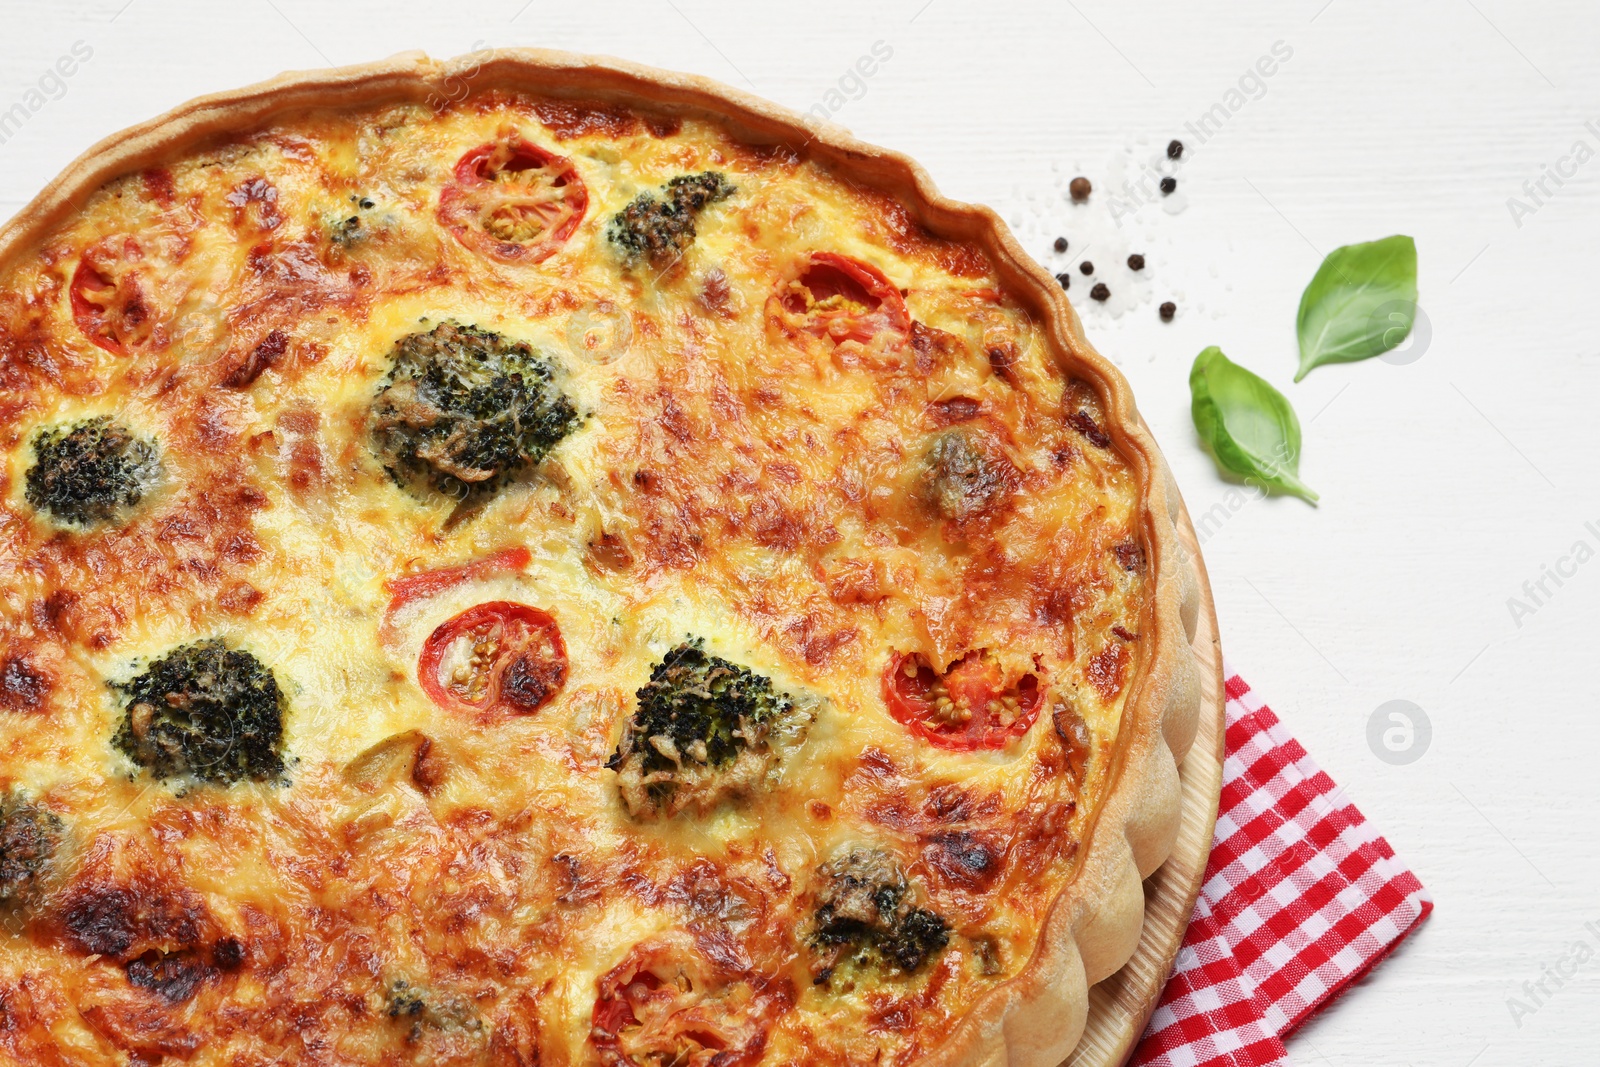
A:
[1068,497,1226,1067]
[1,3,1597,1065]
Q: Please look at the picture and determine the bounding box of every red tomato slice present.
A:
[417,601,567,717]
[591,938,776,1067]
[772,252,910,348]
[437,133,588,263]
[882,650,1042,751]
[379,547,532,649]
[384,547,532,616]
[69,237,155,355]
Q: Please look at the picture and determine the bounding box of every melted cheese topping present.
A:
[0,94,1149,1066]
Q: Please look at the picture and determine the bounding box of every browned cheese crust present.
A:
[0,75,1161,1067]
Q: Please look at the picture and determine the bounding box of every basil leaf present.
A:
[1294,234,1417,381]
[1190,346,1318,504]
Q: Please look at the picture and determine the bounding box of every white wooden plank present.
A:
[2,2,1596,1063]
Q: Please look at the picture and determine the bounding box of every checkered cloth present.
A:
[1131,668,1433,1066]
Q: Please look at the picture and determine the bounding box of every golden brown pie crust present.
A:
[0,49,1208,1067]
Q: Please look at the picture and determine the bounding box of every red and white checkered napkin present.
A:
[1130,668,1434,1067]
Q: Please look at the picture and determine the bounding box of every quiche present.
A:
[0,51,1206,1067]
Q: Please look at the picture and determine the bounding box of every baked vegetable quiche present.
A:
[0,52,1205,1067]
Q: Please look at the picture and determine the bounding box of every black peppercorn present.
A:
[1159,301,1176,321]
[1090,283,1110,302]
[1127,254,1145,271]
[1167,139,1183,160]
[1079,261,1094,275]
[1069,176,1091,201]
[1055,272,1071,290]
[1053,236,1069,253]
[1160,177,1177,195]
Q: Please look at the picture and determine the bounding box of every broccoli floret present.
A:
[24,417,159,528]
[664,172,736,213]
[626,642,789,767]
[332,215,364,245]
[111,640,286,785]
[884,906,952,972]
[809,846,950,981]
[607,171,735,267]
[0,792,62,908]
[369,321,580,502]
[329,193,379,247]
[385,978,483,1044]
[919,429,1013,525]
[608,640,811,819]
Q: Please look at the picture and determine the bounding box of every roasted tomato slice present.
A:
[437,132,588,263]
[883,650,1042,751]
[69,236,156,355]
[591,937,779,1067]
[417,601,567,716]
[770,252,910,348]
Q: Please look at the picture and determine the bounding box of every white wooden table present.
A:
[3,2,1597,1063]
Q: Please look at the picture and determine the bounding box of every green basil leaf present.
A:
[1294,234,1417,381]
[1190,346,1318,504]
